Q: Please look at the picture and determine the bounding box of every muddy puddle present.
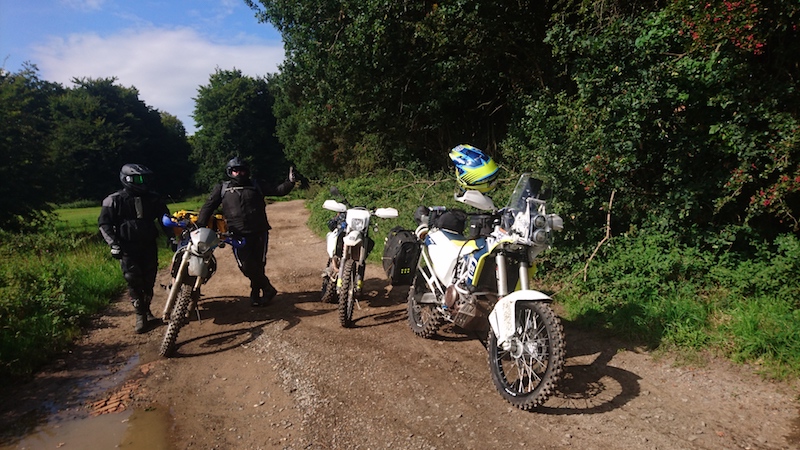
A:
[0,353,174,450]
[0,407,172,450]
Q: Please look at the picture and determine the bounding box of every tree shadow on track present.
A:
[536,320,642,415]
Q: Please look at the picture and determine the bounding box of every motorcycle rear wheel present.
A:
[487,301,565,410]
[338,259,357,328]
[320,256,339,304]
[159,283,192,357]
[406,272,442,338]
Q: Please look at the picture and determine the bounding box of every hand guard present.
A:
[110,245,123,259]
[289,166,298,183]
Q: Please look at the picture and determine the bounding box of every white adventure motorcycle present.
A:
[407,173,566,410]
[321,187,398,327]
[159,211,244,357]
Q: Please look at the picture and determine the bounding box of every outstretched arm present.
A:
[259,167,298,197]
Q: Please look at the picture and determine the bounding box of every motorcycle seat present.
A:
[439,229,483,251]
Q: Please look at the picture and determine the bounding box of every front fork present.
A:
[494,254,531,297]
[337,242,366,293]
[163,251,204,321]
[163,250,190,320]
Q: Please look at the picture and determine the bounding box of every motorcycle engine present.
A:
[445,287,487,330]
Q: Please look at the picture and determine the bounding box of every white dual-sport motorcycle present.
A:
[408,173,566,410]
[320,187,398,327]
[159,211,244,357]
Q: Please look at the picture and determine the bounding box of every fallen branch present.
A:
[583,189,616,282]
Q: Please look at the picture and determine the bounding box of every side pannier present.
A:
[382,226,420,286]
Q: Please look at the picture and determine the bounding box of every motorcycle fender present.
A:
[187,254,208,277]
[343,230,362,247]
[325,229,340,258]
[488,290,552,346]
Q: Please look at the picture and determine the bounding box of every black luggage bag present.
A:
[382,227,421,286]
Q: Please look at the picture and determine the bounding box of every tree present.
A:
[49,77,194,202]
[191,68,287,189]
[246,0,557,178]
[0,63,62,230]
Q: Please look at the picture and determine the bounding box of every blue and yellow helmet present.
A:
[448,144,499,194]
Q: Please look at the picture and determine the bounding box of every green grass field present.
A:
[55,196,209,232]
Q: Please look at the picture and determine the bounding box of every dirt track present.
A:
[1,199,799,449]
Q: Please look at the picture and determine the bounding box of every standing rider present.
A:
[99,164,170,334]
[197,157,297,306]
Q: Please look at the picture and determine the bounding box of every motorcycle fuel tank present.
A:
[425,229,481,284]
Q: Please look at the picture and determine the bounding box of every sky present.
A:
[0,0,285,135]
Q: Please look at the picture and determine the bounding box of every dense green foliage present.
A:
[0,229,125,378]
[503,1,800,254]
[244,0,799,251]
[559,228,800,378]
[192,68,289,189]
[245,0,556,178]
[50,77,195,201]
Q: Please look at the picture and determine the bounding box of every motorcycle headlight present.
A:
[532,229,549,245]
[196,240,212,254]
[532,214,547,229]
[350,218,366,232]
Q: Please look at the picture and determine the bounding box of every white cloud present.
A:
[60,0,106,12]
[33,27,284,134]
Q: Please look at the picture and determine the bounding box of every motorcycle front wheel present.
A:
[338,259,357,328]
[488,301,565,410]
[320,256,339,304]
[159,283,193,357]
[406,272,442,338]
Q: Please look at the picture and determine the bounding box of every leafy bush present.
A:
[559,229,800,378]
[502,5,800,256]
[0,229,125,379]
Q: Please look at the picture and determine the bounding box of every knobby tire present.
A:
[406,271,442,338]
[159,283,192,357]
[487,301,565,410]
[338,259,357,328]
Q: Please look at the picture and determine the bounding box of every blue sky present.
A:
[0,0,284,134]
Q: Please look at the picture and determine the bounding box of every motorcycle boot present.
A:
[262,278,278,303]
[250,287,261,307]
[143,295,158,323]
[131,298,149,334]
[251,278,277,307]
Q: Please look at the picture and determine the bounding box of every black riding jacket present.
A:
[197,177,294,235]
[98,188,170,255]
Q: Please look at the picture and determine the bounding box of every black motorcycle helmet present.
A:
[119,163,154,194]
[225,157,250,183]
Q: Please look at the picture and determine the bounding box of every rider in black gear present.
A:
[99,164,170,334]
[197,157,296,306]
